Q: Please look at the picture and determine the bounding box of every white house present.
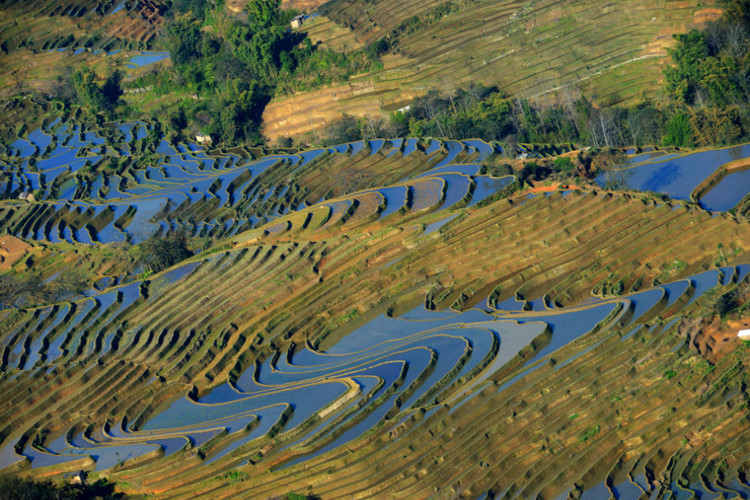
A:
[738,329,750,338]
[291,14,305,29]
[195,134,212,146]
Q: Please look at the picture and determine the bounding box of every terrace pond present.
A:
[699,165,750,211]
[3,128,744,249]
[4,125,750,473]
[608,144,750,204]
[125,51,170,68]
[423,213,459,235]
[5,259,750,471]
[436,173,472,209]
[373,185,408,218]
[468,175,514,206]
[86,295,621,470]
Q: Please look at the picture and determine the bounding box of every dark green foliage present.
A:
[285,493,321,500]
[227,22,302,80]
[714,281,749,317]
[153,0,383,146]
[276,42,380,94]
[101,71,124,107]
[143,120,163,152]
[365,38,390,60]
[402,85,515,140]
[319,84,654,151]
[138,228,193,273]
[662,111,694,147]
[552,156,574,172]
[518,162,551,185]
[0,475,123,500]
[214,79,271,144]
[70,69,122,117]
[665,3,750,109]
[165,15,204,65]
[245,0,282,31]
[169,108,188,134]
[578,424,600,442]
[664,30,711,104]
[725,0,750,24]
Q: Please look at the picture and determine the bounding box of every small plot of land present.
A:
[691,317,750,364]
[0,0,166,96]
[0,235,31,270]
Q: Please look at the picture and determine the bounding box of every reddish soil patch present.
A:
[693,8,723,25]
[690,316,750,364]
[0,235,31,271]
[527,181,582,193]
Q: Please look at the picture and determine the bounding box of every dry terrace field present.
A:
[262,0,721,140]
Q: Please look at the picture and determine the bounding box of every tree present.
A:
[246,0,281,31]
[662,111,694,147]
[100,70,123,112]
[664,30,710,104]
[0,474,123,500]
[138,228,193,273]
[71,68,106,111]
[212,79,269,145]
[70,68,122,116]
[169,108,188,134]
[171,0,209,20]
[165,15,204,65]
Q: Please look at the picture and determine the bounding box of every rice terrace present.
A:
[3,0,750,499]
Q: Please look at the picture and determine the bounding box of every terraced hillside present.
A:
[262,0,721,140]
[0,0,725,147]
[1,121,750,498]
[0,0,168,96]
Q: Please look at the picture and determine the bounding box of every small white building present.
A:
[195,134,212,146]
[66,470,88,485]
[738,329,750,338]
[291,14,305,29]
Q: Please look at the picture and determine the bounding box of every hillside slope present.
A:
[262,0,721,140]
[1,126,750,497]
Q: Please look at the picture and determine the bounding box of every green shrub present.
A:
[579,425,600,442]
[552,156,574,172]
